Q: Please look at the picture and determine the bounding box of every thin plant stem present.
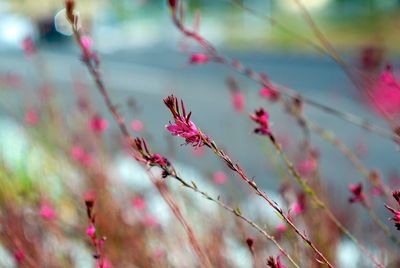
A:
[146,171,213,268]
[171,174,301,268]
[65,5,212,267]
[200,137,335,267]
[169,2,398,143]
[267,133,385,268]
[365,205,400,247]
[305,119,392,199]
[291,0,396,126]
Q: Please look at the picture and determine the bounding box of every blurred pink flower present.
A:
[231,92,245,113]
[259,87,279,101]
[142,214,159,228]
[21,37,36,56]
[97,259,112,268]
[291,193,306,215]
[296,158,317,176]
[250,108,270,135]
[90,115,108,133]
[369,65,400,117]
[24,109,39,126]
[132,196,146,211]
[212,171,227,185]
[81,35,92,50]
[13,249,25,263]
[70,145,92,167]
[131,119,144,132]
[276,223,287,234]
[71,145,85,160]
[40,203,56,220]
[267,255,286,268]
[153,248,166,259]
[86,224,96,238]
[371,186,384,197]
[385,191,400,230]
[348,183,366,204]
[189,53,209,64]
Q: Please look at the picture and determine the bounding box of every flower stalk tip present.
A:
[164,95,209,147]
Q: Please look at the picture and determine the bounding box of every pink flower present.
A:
[24,109,39,126]
[71,145,85,161]
[153,248,166,259]
[132,196,146,211]
[231,91,245,113]
[259,87,279,101]
[369,65,400,117]
[371,186,384,197]
[348,183,366,204]
[164,95,208,147]
[213,171,227,185]
[86,224,96,238]
[394,190,400,205]
[276,223,287,234]
[142,214,159,228]
[134,138,171,169]
[89,115,108,133]
[97,259,112,268]
[291,193,306,215]
[40,203,56,220]
[296,158,317,176]
[81,35,92,50]
[189,53,209,64]
[70,145,92,167]
[267,255,286,268]
[14,249,25,263]
[250,108,270,135]
[21,37,36,56]
[385,191,400,230]
[131,119,144,132]
[84,191,96,209]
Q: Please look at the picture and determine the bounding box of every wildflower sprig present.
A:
[167,0,398,143]
[164,95,334,267]
[250,107,385,268]
[164,95,210,147]
[385,191,400,231]
[83,193,107,268]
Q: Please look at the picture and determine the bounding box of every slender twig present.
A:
[168,1,398,143]
[203,137,334,267]
[65,3,212,267]
[225,0,329,55]
[305,119,392,199]
[163,94,334,267]
[365,205,400,247]
[291,0,396,126]
[171,173,300,268]
[267,133,385,268]
[146,171,213,268]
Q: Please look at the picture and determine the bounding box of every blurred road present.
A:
[0,46,399,192]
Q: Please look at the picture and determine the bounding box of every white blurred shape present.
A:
[337,239,361,268]
[279,0,331,12]
[0,15,35,48]
[54,8,81,36]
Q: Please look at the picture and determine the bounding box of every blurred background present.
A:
[1,0,399,185]
[0,1,400,267]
